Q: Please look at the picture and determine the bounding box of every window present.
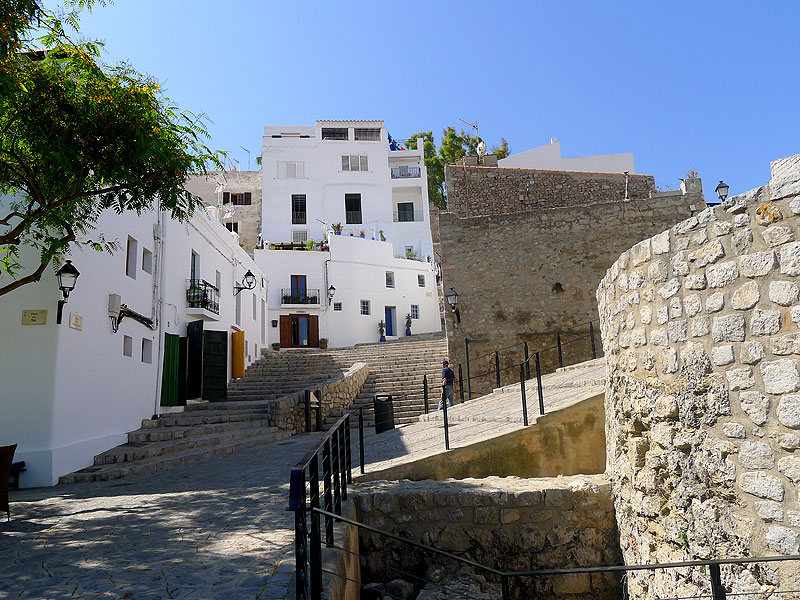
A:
[277,161,305,179]
[354,128,380,141]
[385,271,395,288]
[397,202,415,222]
[123,335,133,357]
[345,193,362,224]
[142,338,153,364]
[225,222,239,233]
[333,302,342,311]
[253,293,257,321]
[222,192,252,205]
[235,292,241,326]
[410,305,420,319]
[215,270,221,291]
[292,195,307,224]
[322,127,348,140]
[126,236,138,279]
[360,299,371,315]
[341,154,368,171]
[292,230,308,243]
[418,274,425,287]
[190,251,199,281]
[291,275,307,297]
[141,247,153,275]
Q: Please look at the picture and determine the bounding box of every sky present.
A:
[53,0,800,198]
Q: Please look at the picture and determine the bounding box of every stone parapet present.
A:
[597,156,800,598]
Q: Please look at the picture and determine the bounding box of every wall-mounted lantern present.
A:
[56,260,80,324]
[327,284,336,305]
[445,287,460,324]
[234,269,256,295]
[715,180,730,203]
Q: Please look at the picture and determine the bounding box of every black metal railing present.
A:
[390,166,421,179]
[392,209,424,222]
[185,279,219,314]
[292,211,307,224]
[345,211,362,224]
[291,504,800,600]
[281,289,320,305]
[289,407,366,600]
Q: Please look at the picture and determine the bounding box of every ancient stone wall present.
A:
[351,475,620,599]
[444,164,654,218]
[439,182,703,397]
[597,155,800,599]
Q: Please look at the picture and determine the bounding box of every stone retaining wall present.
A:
[351,475,620,599]
[267,362,368,433]
[597,155,800,599]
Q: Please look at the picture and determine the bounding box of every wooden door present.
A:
[280,315,291,347]
[309,315,319,347]
[231,330,245,379]
[177,336,188,406]
[160,333,179,407]
[186,320,204,399]
[202,330,228,401]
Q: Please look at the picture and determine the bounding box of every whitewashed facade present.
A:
[499,138,636,173]
[0,201,268,486]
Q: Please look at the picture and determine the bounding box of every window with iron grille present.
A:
[354,128,380,141]
[333,302,342,312]
[292,195,307,224]
[345,194,362,224]
[292,230,308,243]
[322,127,348,140]
[410,305,419,319]
[360,299,370,315]
[341,154,369,171]
[418,274,425,287]
[222,192,252,205]
[385,271,394,288]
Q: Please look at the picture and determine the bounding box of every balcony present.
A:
[281,288,320,306]
[292,211,307,225]
[393,209,424,222]
[391,166,421,179]
[186,279,220,320]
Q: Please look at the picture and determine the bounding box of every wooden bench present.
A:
[10,461,25,490]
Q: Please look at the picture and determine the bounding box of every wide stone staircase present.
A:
[59,401,292,484]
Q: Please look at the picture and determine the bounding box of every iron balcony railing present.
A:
[390,166,421,179]
[186,279,219,314]
[393,209,424,222]
[292,211,307,224]
[345,210,362,224]
[281,288,320,305]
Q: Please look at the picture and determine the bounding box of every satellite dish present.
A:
[477,139,487,157]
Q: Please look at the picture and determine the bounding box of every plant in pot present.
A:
[405,313,412,336]
[332,223,343,235]
[271,342,281,351]
[319,338,328,349]
[378,320,386,342]
[359,230,366,238]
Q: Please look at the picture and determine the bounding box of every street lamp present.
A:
[327,285,336,305]
[445,287,460,324]
[715,180,730,203]
[234,269,256,295]
[56,260,80,324]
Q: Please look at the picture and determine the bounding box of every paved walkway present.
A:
[0,434,324,600]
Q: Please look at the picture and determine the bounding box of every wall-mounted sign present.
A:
[21,310,47,325]
[69,313,83,331]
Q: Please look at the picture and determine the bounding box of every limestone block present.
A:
[750,308,782,336]
[653,394,679,419]
[668,320,688,343]
[763,226,795,248]
[739,251,777,278]
[669,297,683,319]
[731,281,761,310]
[778,456,800,482]
[723,422,746,439]
[713,220,734,236]
[690,316,711,338]
[739,472,784,501]
[698,206,717,224]
[739,441,775,469]
[772,333,800,356]
[652,230,670,255]
[641,349,656,371]
[793,306,800,326]
[658,279,681,300]
[651,328,668,347]
[675,236,690,251]
[707,261,740,288]
[629,271,645,289]
[650,423,675,448]
[706,292,726,313]
[684,295,702,317]
[689,240,725,267]
[735,214,752,228]
[770,281,800,306]
[626,312,636,330]
[632,328,647,347]
[725,368,755,390]
[618,273,629,292]
[761,359,800,394]
[756,501,784,522]
[500,508,520,524]
[631,239,652,267]
[789,511,800,528]
[742,341,766,365]
[791,197,800,215]
[765,526,799,555]
[660,348,678,374]
[648,260,668,283]
[733,228,754,255]
[643,288,655,302]
[712,345,735,366]
[674,216,700,235]
[778,395,800,428]
[657,306,669,325]
[775,433,800,450]
[712,314,746,342]
[692,230,709,246]
[640,305,652,324]
[671,252,690,277]
[780,242,800,276]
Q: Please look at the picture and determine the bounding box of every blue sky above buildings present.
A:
[60,0,800,197]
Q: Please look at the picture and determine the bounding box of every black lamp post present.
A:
[56,260,80,324]
[445,287,460,324]
[234,269,256,295]
[327,284,336,305]
[715,180,730,203]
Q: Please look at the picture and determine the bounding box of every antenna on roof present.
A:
[459,117,485,162]
[240,146,250,171]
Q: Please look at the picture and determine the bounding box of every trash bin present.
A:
[373,394,395,434]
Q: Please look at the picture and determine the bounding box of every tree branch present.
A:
[0,227,76,297]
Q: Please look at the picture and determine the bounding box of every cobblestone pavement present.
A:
[0,433,324,600]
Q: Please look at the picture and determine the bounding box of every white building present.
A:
[0,201,268,487]
[499,138,635,173]
[261,120,434,261]
[255,234,439,349]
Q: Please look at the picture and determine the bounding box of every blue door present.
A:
[385,307,396,336]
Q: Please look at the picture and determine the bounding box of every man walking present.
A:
[438,360,456,410]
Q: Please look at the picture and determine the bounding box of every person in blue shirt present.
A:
[439,360,456,410]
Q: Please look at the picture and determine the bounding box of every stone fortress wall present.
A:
[440,164,704,396]
[597,155,800,599]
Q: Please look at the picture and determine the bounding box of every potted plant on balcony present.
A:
[271,342,281,351]
[332,223,343,235]
[378,320,386,342]
[405,313,412,336]
[319,338,328,350]
[359,230,365,238]
[187,282,204,307]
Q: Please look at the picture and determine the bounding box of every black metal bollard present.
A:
[536,352,545,415]
[308,457,322,600]
[304,390,312,433]
[519,364,528,426]
[358,407,365,475]
[315,388,323,432]
[465,338,472,401]
[590,321,597,359]
[458,364,465,403]
[322,439,333,545]
[289,468,309,600]
[557,332,563,368]
[495,351,501,388]
[423,374,429,414]
[709,563,726,600]
[524,341,530,380]
[442,395,450,450]
[344,416,352,485]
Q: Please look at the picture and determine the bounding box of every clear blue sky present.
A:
[59,0,800,197]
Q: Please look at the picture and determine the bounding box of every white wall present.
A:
[498,139,636,174]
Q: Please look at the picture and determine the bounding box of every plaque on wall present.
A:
[21,310,47,325]
[69,313,83,331]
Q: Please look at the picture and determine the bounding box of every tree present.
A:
[405,131,444,208]
[0,2,221,297]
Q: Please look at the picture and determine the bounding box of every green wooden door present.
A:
[160,333,180,407]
